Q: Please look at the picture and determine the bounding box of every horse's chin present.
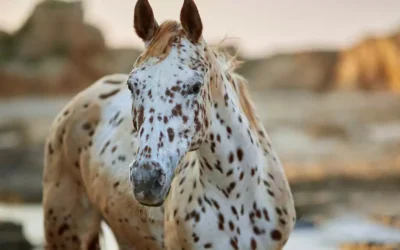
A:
[138,200,164,207]
[137,186,171,208]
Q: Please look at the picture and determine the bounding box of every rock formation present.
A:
[1,0,400,96]
[237,50,338,91]
[0,0,141,97]
[335,32,400,92]
[0,222,33,250]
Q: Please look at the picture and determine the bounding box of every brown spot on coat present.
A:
[271,229,282,241]
[105,79,122,84]
[99,89,120,99]
[167,128,175,142]
[236,148,244,161]
[48,143,54,155]
[57,223,70,236]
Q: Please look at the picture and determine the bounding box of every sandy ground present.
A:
[1,203,400,250]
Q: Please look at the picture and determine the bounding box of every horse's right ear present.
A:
[134,0,158,43]
[180,0,203,43]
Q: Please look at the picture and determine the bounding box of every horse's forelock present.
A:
[135,20,183,65]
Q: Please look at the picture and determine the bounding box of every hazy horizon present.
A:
[1,0,399,58]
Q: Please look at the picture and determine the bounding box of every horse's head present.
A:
[128,0,212,206]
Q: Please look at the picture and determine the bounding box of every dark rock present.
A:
[294,219,316,229]
[0,144,43,203]
[0,31,13,62]
[0,120,43,203]
[0,221,33,250]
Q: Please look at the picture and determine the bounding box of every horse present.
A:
[42,0,296,249]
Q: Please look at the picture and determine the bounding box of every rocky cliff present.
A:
[1,0,400,96]
[0,0,141,96]
[238,30,400,93]
[336,33,400,92]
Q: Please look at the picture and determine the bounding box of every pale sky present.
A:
[1,0,399,58]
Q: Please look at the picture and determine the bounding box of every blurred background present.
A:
[1,0,400,249]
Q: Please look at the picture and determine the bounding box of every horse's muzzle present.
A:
[129,159,170,206]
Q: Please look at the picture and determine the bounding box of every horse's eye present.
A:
[188,82,202,95]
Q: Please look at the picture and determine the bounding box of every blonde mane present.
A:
[135,20,260,131]
[210,46,261,132]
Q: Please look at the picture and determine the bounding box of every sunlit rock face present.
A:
[12,0,105,60]
[335,33,400,93]
[0,0,141,97]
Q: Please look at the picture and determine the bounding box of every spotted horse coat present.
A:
[42,0,296,249]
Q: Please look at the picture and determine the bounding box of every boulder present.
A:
[0,222,33,250]
[0,0,142,97]
[12,0,105,60]
[0,31,13,62]
[0,120,42,203]
[335,33,400,92]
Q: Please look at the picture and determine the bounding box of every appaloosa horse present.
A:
[42,0,296,249]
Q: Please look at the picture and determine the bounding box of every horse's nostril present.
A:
[130,160,165,188]
[152,178,162,190]
[155,168,166,186]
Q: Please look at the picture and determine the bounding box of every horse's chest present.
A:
[85,162,165,249]
[101,195,165,249]
[164,197,288,250]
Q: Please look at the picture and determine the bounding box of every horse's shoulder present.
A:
[45,74,130,158]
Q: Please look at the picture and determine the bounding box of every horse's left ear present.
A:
[180,0,203,43]
[134,0,159,43]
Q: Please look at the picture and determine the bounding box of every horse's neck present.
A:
[197,74,269,199]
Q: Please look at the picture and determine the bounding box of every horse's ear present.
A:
[180,0,203,43]
[134,0,158,43]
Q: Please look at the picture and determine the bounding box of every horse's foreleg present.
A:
[43,159,102,250]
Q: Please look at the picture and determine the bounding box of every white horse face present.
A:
[128,0,210,206]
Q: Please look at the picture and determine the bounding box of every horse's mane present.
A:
[136,20,261,131]
[210,47,260,131]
